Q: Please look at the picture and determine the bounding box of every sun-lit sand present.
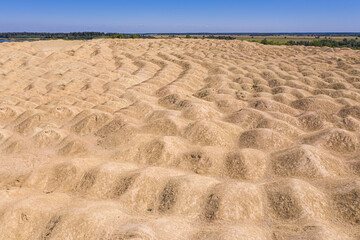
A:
[0,39,360,239]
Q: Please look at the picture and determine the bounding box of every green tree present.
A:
[261,38,268,45]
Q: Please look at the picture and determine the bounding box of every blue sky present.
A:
[1,0,359,33]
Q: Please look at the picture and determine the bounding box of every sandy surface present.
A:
[0,39,360,239]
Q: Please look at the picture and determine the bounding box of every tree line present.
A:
[0,32,155,40]
[259,38,360,50]
[205,35,236,40]
[185,34,235,40]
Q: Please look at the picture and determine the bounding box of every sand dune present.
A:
[0,39,360,239]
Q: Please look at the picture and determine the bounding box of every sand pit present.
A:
[0,39,360,239]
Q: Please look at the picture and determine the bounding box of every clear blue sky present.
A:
[1,0,359,33]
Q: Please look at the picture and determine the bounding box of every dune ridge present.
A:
[0,39,360,239]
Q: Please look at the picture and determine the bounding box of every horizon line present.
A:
[1,31,360,34]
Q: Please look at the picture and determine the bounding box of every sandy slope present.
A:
[0,39,360,239]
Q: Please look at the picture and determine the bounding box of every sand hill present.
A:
[0,39,360,239]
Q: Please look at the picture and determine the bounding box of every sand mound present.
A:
[0,39,359,239]
[184,120,235,147]
[71,110,112,136]
[266,179,328,221]
[333,182,360,225]
[303,128,359,153]
[238,128,293,150]
[291,97,342,114]
[271,145,345,178]
[203,182,263,222]
[225,149,267,180]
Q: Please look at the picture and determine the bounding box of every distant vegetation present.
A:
[155,32,360,37]
[183,35,236,40]
[0,32,155,40]
[256,38,360,50]
[105,34,152,39]
[205,35,236,40]
[1,32,359,50]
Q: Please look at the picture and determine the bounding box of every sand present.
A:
[0,39,360,239]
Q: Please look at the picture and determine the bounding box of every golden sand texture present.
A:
[0,39,360,239]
